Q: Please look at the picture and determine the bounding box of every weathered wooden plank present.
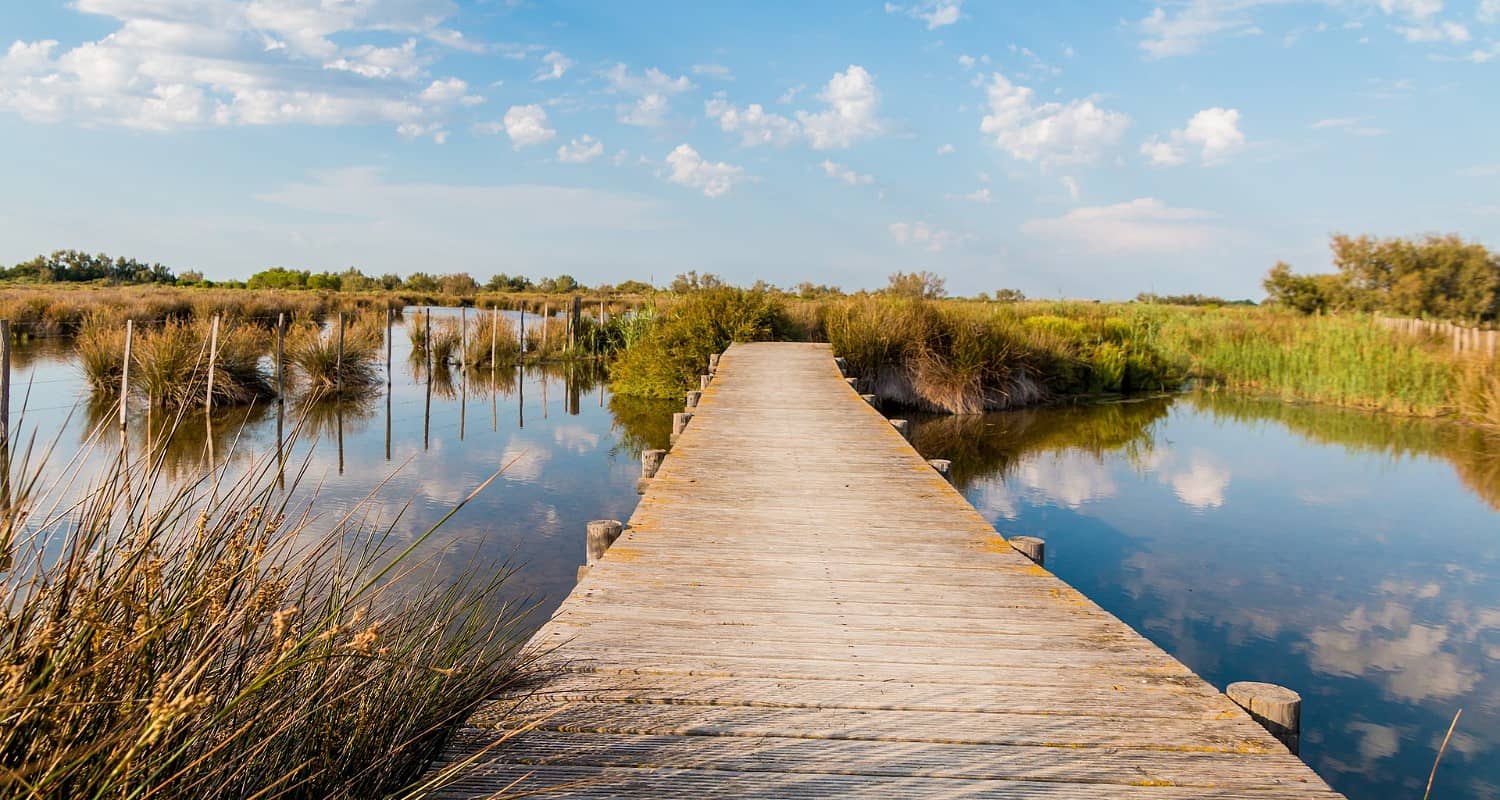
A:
[438,342,1341,799]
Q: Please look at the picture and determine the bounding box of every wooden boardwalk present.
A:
[438,342,1343,798]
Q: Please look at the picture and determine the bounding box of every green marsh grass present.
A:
[0,413,538,799]
[609,288,789,399]
[287,315,385,401]
[127,318,274,411]
[461,313,521,368]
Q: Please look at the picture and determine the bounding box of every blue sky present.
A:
[0,0,1496,298]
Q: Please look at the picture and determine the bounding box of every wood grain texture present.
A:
[437,342,1343,798]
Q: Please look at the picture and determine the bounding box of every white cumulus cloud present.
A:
[980,73,1129,167]
[535,51,572,81]
[502,104,555,148]
[889,221,968,252]
[886,0,965,29]
[665,144,752,197]
[795,65,884,149]
[1142,107,1245,166]
[820,159,873,185]
[705,99,800,146]
[557,134,603,163]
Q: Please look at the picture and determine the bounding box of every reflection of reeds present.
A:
[0,416,536,799]
[908,398,1171,489]
[429,362,458,400]
[287,316,384,401]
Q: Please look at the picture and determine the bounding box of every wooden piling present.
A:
[276,313,286,401]
[700,374,711,390]
[708,353,720,373]
[120,320,133,431]
[336,312,345,397]
[860,393,877,406]
[205,315,220,412]
[889,418,909,439]
[845,377,858,389]
[834,356,848,375]
[1227,682,1301,755]
[641,448,666,478]
[928,458,951,479]
[686,390,701,409]
[1010,535,1045,566]
[586,519,624,565]
[671,411,692,443]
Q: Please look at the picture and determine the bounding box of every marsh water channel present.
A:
[4,310,1498,799]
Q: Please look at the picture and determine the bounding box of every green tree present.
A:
[886,271,946,300]
[439,272,479,295]
[247,267,310,289]
[404,272,440,292]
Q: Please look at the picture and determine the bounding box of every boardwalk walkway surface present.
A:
[437,342,1343,799]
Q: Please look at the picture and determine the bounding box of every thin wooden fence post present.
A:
[206,315,220,412]
[120,320,133,431]
[519,306,527,357]
[460,307,468,366]
[490,309,498,368]
[1227,682,1301,755]
[424,311,432,379]
[275,313,285,402]
[336,312,345,397]
[542,303,549,354]
[385,308,393,386]
[1,320,10,448]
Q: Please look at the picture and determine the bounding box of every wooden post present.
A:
[424,311,432,378]
[1488,330,1496,359]
[490,309,498,368]
[205,315,220,412]
[641,448,666,478]
[928,459,951,479]
[845,377,858,389]
[686,390,701,409]
[460,307,468,366]
[569,294,581,352]
[585,519,624,565]
[671,411,692,444]
[700,374,711,390]
[1227,682,1301,755]
[385,308,393,386]
[275,313,286,402]
[519,306,527,356]
[0,320,10,448]
[335,312,345,397]
[834,356,848,375]
[709,353,721,373]
[542,303,549,354]
[889,418,909,439]
[120,320,133,431]
[1010,536,1045,566]
[860,393,878,406]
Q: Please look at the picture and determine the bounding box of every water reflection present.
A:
[910,395,1500,799]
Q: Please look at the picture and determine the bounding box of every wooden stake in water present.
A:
[336,312,345,397]
[490,309,498,369]
[519,306,527,357]
[385,308,393,386]
[120,319,133,431]
[461,306,468,365]
[0,320,10,519]
[275,312,285,403]
[206,315,220,412]
[542,303,550,354]
[424,310,432,379]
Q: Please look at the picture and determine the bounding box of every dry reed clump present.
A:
[286,315,386,400]
[74,314,127,393]
[1456,357,1500,432]
[129,318,274,410]
[430,318,462,365]
[0,419,537,799]
[462,313,521,368]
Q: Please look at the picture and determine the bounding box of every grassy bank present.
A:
[0,418,535,799]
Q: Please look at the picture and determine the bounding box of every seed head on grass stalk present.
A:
[0,409,543,800]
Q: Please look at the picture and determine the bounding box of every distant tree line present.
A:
[1265,234,1499,322]
[0,250,179,285]
[1135,293,1255,307]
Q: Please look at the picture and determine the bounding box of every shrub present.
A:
[610,288,789,398]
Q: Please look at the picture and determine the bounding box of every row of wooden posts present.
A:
[575,348,1306,757]
[1377,315,1499,358]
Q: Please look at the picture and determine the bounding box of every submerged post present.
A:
[1010,536,1045,566]
[889,418,909,439]
[586,519,624,565]
[120,320,133,431]
[1227,682,1301,755]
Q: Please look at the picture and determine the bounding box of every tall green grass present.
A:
[609,288,790,399]
[0,415,536,799]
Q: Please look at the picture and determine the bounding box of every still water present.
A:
[910,396,1500,800]
[6,315,1498,798]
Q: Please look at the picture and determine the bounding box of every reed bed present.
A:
[128,318,274,410]
[461,313,521,368]
[0,286,397,339]
[286,315,386,401]
[609,288,790,399]
[0,416,537,799]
